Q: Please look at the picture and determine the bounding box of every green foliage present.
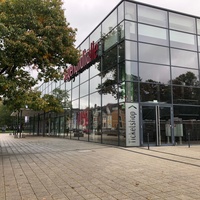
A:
[0,0,79,106]
[0,101,13,128]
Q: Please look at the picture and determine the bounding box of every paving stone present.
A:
[2,134,200,200]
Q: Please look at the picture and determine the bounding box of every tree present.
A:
[0,0,79,99]
[0,101,13,129]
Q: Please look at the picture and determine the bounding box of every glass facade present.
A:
[33,0,200,147]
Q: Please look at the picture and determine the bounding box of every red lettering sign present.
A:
[64,41,99,82]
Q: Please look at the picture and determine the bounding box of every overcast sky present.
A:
[63,0,200,47]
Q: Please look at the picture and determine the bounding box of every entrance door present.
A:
[142,105,173,146]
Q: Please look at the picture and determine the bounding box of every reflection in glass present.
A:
[78,97,89,141]
[71,100,79,140]
[125,21,137,41]
[118,2,124,23]
[102,69,116,83]
[119,103,126,146]
[171,69,199,86]
[125,2,136,21]
[169,12,196,33]
[139,63,170,84]
[119,62,125,82]
[104,27,118,51]
[119,41,125,62]
[126,41,137,61]
[198,36,200,51]
[170,30,197,51]
[197,19,200,35]
[102,46,117,71]
[80,38,89,52]
[173,86,200,105]
[80,69,89,84]
[72,74,79,88]
[89,60,101,79]
[72,86,79,100]
[125,81,138,102]
[90,76,101,94]
[80,81,89,97]
[138,24,168,46]
[140,82,171,103]
[174,105,200,143]
[89,93,101,143]
[139,43,169,65]
[90,25,101,43]
[171,49,198,69]
[118,22,125,42]
[138,5,168,27]
[119,81,137,102]
[102,92,118,146]
[125,61,138,81]
[102,8,117,35]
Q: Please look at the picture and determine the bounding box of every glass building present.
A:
[34,0,200,147]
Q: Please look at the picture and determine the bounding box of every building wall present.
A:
[37,0,200,146]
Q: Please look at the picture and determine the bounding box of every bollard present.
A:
[188,132,190,148]
[147,132,150,150]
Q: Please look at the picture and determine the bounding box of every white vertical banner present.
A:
[126,103,140,146]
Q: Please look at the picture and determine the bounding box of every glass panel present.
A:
[169,13,196,33]
[90,75,101,93]
[197,19,200,35]
[89,92,102,143]
[172,68,199,86]
[125,81,138,102]
[125,1,136,21]
[104,27,118,51]
[138,24,168,46]
[125,61,138,81]
[170,31,197,51]
[118,41,125,62]
[90,60,101,78]
[126,41,137,61]
[60,82,65,90]
[72,74,79,88]
[173,86,200,105]
[174,105,200,145]
[71,99,79,140]
[80,38,89,51]
[80,69,89,84]
[118,2,124,23]
[102,9,117,35]
[102,68,116,83]
[119,62,125,82]
[125,21,137,41]
[66,81,71,91]
[139,43,170,65]
[198,36,200,51]
[138,5,168,27]
[102,90,118,146]
[118,22,125,42]
[80,81,89,97]
[72,86,79,100]
[79,96,89,141]
[139,63,170,84]
[171,49,198,69]
[90,25,101,43]
[102,46,117,71]
[140,83,171,103]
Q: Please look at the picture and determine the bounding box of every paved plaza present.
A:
[1,134,200,200]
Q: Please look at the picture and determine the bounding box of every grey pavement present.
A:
[1,134,200,200]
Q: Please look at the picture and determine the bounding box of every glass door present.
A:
[142,105,173,146]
